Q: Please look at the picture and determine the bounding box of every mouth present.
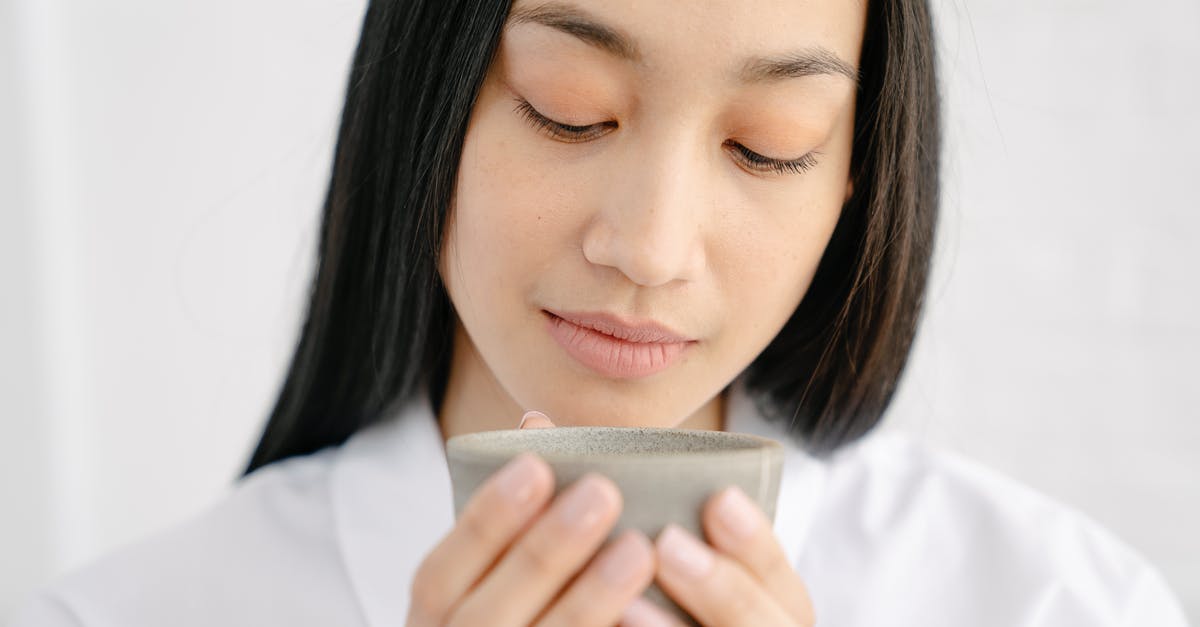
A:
[542,309,695,379]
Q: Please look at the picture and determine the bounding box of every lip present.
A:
[543,309,695,379]
[546,309,694,343]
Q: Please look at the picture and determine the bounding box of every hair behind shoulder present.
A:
[242,0,940,476]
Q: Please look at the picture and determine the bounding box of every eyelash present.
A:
[511,97,821,177]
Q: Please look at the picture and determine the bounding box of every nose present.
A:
[581,141,709,287]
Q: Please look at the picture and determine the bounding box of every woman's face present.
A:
[439,0,865,430]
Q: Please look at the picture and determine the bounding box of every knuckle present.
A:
[445,604,492,627]
[723,585,756,620]
[512,537,563,579]
[788,578,817,626]
[458,501,508,547]
[560,602,613,627]
[761,547,795,582]
[540,586,619,627]
[542,603,589,627]
[531,533,649,627]
[710,564,757,622]
[408,564,448,623]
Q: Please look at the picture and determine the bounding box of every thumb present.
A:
[519,410,556,429]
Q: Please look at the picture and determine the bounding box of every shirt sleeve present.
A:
[7,592,87,627]
[1024,562,1192,627]
[1118,565,1192,627]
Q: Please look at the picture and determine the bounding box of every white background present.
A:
[2,0,1197,621]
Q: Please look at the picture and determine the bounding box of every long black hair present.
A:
[243,0,940,476]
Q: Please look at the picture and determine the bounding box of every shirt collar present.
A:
[330,377,828,627]
[330,388,453,627]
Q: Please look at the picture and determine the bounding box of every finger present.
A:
[446,473,622,627]
[654,524,795,627]
[702,487,814,624]
[406,453,554,626]
[533,530,656,627]
[620,596,690,627]
[520,410,556,429]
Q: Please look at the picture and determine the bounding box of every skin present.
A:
[413,0,867,624]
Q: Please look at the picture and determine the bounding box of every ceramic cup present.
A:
[445,425,785,625]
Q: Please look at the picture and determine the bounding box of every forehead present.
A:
[504,0,867,88]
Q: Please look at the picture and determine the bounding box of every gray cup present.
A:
[445,425,784,625]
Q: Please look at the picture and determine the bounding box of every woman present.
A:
[12,0,1189,625]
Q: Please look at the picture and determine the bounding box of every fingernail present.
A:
[714,486,760,539]
[656,524,713,579]
[596,531,651,586]
[557,474,616,529]
[493,453,542,505]
[519,410,549,429]
[621,596,676,627]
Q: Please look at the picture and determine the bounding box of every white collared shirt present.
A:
[11,381,1190,626]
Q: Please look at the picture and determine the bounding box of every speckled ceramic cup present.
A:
[445,426,785,625]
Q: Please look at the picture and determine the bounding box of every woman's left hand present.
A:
[519,411,816,627]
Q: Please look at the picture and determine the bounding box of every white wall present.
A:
[1,0,54,606]
[883,1,1200,619]
[1,0,367,617]
[2,0,1196,621]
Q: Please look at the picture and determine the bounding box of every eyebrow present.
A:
[506,1,861,87]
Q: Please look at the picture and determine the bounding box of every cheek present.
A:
[713,182,846,346]
[442,105,576,312]
[720,117,853,331]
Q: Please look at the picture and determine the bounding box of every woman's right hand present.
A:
[406,451,657,627]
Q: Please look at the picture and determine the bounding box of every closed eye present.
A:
[513,97,613,143]
[724,142,822,176]
[512,96,821,176]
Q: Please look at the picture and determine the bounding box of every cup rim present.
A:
[445,425,784,465]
